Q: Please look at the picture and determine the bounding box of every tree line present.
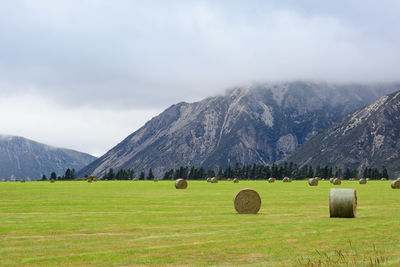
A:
[46,163,389,181]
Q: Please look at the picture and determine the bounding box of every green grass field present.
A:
[1,180,399,266]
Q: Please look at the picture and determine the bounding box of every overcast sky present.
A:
[1,0,400,156]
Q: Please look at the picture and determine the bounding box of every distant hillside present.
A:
[286,90,400,178]
[78,81,399,177]
[0,135,97,180]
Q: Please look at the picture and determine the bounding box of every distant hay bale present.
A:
[50,179,55,183]
[133,178,139,181]
[315,177,321,181]
[329,188,357,218]
[308,178,318,186]
[20,179,25,183]
[206,178,211,182]
[282,177,292,183]
[391,180,400,189]
[175,179,187,189]
[227,178,232,181]
[154,178,159,182]
[233,178,239,183]
[359,178,367,184]
[268,177,276,183]
[233,188,261,214]
[332,178,341,185]
[381,178,387,181]
[210,177,218,183]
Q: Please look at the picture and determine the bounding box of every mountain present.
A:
[78,81,399,178]
[0,135,97,180]
[286,90,400,178]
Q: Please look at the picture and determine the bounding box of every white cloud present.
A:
[0,0,400,155]
[0,92,160,156]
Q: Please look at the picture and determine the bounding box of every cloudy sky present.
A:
[1,0,399,156]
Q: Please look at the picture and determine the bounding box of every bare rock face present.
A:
[78,81,398,177]
[0,135,97,180]
[286,90,400,178]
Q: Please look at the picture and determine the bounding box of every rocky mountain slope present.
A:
[286,90,400,178]
[78,81,399,177]
[0,135,97,180]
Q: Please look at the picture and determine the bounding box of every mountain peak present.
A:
[78,81,399,178]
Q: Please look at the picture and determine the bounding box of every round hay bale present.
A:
[227,178,232,181]
[308,178,318,186]
[175,179,187,189]
[210,177,218,183]
[206,178,211,182]
[233,188,261,214]
[329,188,357,218]
[50,179,55,183]
[315,177,321,181]
[391,180,400,189]
[359,178,367,184]
[20,179,25,183]
[329,178,335,183]
[154,178,158,182]
[332,178,341,185]
[268,177,276,183]
[233,178,239,183]
[133,178,139,181]
[381,178,387,181]
[282,177,292,183]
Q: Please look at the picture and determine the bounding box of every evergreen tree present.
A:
[50,172,57,180]
[41,174,47,181]
[139,171,145,180]
[147,168,154,179]
[308,166,314,178]
[382,166,389,179]
[65,168,72,180]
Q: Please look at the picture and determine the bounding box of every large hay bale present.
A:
[359,178,367,184]
[20,179,25,183]
[210,177,218,183]
[308,178,318,186]
[329,188,357,218]
[329,178,335,183]
[391,180,400,189]
[233,188,261,214]
[381,178,387,181]
[50,179,55,183]
[233,178,239,183]
[175,179,187,189]
[332,178,341,185]
[154,178,159,182]
[133,178,139,181]
[268,177,276,183]
[282,177,292,183]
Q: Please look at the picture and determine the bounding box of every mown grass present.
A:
[0,180,399,266]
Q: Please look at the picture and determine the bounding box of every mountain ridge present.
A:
[0,134,97,180]
[285,90,400,178]
[78,81,399,178]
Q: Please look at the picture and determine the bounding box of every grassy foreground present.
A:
[0,180,399,266]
